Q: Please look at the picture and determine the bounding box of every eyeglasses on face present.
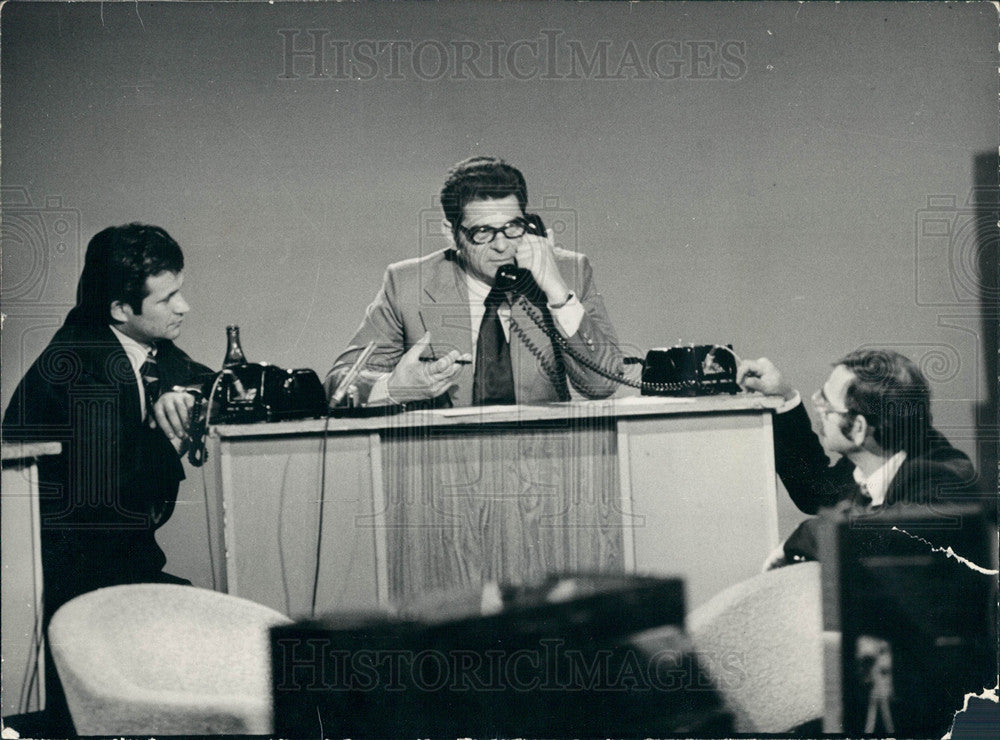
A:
[811,388,850,416]
[459,218,529,245]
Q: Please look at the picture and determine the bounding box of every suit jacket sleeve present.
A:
[773,403,858,514]
[157,341,215,390]
[556,254,624,399]
[777,413,983,563]
[325,267,406,404]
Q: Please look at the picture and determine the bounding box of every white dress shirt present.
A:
[461,271,585,347]
[110,325,154,419]
[853,450,907,507]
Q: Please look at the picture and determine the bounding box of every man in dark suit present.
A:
[737,349,981,567]
[327,156,624,407]
[2,223,212,730]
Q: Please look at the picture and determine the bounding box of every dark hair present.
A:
[836,349,932,454]
[440,156,528,239]
[68,223,184,326]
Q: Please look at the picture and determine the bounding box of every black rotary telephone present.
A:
[184,364,327,466]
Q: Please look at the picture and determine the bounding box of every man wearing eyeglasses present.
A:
[737,349,979,569]
[327,156,624,407]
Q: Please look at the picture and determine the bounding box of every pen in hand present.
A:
[420,357,472,365]
[415,316,471,365]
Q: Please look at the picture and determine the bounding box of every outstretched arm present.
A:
[739,357,855,514]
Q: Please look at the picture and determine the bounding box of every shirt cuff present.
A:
[366,373,393,405]
[549,293,584,337]
[776,391,802,414]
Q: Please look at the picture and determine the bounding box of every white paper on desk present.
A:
[603,395,697,405]
[436,396,697,417]
[437,404,519,417]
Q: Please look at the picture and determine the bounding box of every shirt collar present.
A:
[463,271,493,302]
[110,325,154,373]
[853,450,907,507]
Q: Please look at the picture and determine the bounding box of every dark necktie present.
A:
[472,291,516,405]
[139,349,161,420]
[139,348,171,524]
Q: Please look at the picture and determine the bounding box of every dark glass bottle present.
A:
[223,325,247,369]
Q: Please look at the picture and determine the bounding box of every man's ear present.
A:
[441,219,457,250]
[109,300,132,324]
[849,414,870,447]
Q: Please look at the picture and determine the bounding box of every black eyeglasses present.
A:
[459,218,528,245]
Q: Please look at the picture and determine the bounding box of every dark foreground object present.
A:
[271,573,733,737]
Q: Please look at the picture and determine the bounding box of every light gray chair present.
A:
[48,584,292,735]
[685,562,823,733]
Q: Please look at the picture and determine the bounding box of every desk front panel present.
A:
[212,399,779,615]
[620,411,779,608]
[217,432,380,617]
[381,417,624,604]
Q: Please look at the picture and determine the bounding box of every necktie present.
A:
[139,349,161,420]
[472,291,516,405]
[139,348,170,524]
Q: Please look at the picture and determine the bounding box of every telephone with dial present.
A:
[184,363,327,466]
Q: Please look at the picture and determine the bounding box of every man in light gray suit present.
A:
[327,156,624,407]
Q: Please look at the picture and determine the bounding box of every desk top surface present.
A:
[1,441,62,462]
[211,393,784,439]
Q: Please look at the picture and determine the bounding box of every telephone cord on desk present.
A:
[514,296,699,395]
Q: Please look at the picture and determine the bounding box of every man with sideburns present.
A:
[3,223,212,731]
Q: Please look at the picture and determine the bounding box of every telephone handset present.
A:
[522,212,547,237]
[494,262,539,297]
[493,213,547,297]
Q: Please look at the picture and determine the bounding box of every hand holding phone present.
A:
[513,213,571,303]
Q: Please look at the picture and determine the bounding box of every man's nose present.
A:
[491,233,513,252]
[173,295,190,314]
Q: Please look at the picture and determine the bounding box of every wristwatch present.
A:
[549,291,575,309]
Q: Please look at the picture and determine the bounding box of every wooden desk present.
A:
[208,394,782,617]
[2,441,61,714]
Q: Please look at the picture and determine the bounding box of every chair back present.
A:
[685,562,823,733]
[48,583,292,735]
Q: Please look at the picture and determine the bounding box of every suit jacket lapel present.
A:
[81,325,144,429]
[416,255,475,407]
[882,457,913,506]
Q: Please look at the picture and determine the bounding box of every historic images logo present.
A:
[279,30,748,82]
